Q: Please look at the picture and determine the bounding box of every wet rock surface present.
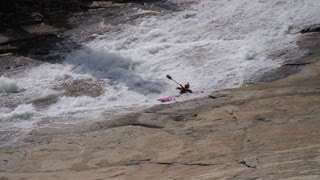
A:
[0,33,319,179]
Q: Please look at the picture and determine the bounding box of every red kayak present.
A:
[157,91,204,102]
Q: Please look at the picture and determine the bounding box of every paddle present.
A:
[166,75,183,87]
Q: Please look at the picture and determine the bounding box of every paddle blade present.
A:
[166,75,172,80]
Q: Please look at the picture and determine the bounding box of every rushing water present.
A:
[1,0,320,146]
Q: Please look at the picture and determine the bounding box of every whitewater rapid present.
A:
[1,0,320,146]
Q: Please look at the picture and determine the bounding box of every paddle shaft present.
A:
[166,75,183,87]
[171,79,183,87]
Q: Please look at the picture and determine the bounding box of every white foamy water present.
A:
[0,77,20,93]
[1,0,320,146]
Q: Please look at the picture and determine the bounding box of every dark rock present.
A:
[301,24,320,34]
[0,29,34,45]
[31,95,60,110]
[31,12,44,23]
[0,46,18,54]
[0,56,41,76]
[250,32,320,83]
[0,0,165,29]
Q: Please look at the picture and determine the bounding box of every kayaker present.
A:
[177,82,193,94]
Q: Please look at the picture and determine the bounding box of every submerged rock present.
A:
[61,79,105,97]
